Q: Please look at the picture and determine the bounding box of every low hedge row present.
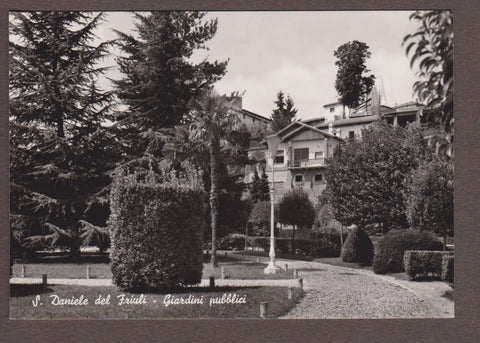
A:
[403,250,453,280]
[373,229,443,274]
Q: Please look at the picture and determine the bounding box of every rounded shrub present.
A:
[373,229,443,274]
[109,169,206,291]
[340,227,374,265]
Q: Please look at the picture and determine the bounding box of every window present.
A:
[275,150,284,164]
[295,175,303,183]
[314,151,324,159]
[349,131,355,139]
[330,107,335,112]
[253,118,256,123]
[294,148,309,161]
[243,113,246,119]
[314,174,323,182]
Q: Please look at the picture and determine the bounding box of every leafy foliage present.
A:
[325,121,430,233]
[270,91,298,132]
[248,201,272,236]
[340,227,374,265]
[109,166,205,291]
[9,12,117,258]
[403,10,453,158]
[188,90,240,266]
[373,229,443,274]
[334,40,375,111]
[277,188,315,229]
[250,168,270,203]
[404,159,454,249]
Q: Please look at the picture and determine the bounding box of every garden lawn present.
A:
[10,285,302,319]
[12,260,294,280]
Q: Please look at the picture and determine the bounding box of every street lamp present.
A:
[264,134,282,274]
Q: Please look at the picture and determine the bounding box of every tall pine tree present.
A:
[113,11,228,164]
[10,12,116,258]
[270,91,297,132]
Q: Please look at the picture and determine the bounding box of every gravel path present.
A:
[278,260,451,319]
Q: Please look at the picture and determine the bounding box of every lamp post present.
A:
[264,134,282,274]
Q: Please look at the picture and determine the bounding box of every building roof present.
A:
[277,121,344,141]
[323,101,342,108]
[316,115,380,128]
[238,108,271,123]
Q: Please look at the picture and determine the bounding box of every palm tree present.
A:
[189,91,237,267]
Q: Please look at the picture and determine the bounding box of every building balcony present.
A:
[287,158,326,169]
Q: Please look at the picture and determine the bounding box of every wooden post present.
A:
[209,276,215,288]
[21,265,26,278]
[288,287,293,300]
[42,274,48,286]
[221,267,226,279]
[86,266,91,279]
[285,264,288,271]
[298,277,303,290]
[293,268,298,278]
[260,302,268,318]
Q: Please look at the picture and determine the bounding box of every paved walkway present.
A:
[272,259,454,319]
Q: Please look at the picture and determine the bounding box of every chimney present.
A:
[228,96,243,110]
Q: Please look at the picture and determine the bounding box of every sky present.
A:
[96,11,420,120]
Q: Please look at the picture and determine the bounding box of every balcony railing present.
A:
[288,158,326,168]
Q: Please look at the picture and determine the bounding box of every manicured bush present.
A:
[373,229,443,274]
[403,250,452,280]
[109,168,206,291]
[441,255,454,283]
[340,227,374,265]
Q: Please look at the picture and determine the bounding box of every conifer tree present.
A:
[113,11,228,163]
[9,12,116,258]
[270,91,297,132]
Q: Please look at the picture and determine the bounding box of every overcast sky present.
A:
[97,11,420,120]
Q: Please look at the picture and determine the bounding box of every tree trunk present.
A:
[69,240,81,260]
[209,132,220,267]
[292,225,296,254]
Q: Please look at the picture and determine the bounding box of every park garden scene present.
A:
[9,10,453,319]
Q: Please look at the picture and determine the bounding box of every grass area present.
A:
[12,253,294,280]
[10,284,303,319]
[234,250,314,261]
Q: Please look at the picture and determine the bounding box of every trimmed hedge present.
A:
[373,229,443,274]
[441,255,454,283]
[307,237,340,258]
[109,170,206,291]
[403,250,453,280]
[341,227,374,265]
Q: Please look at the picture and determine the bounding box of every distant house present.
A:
[228,96,271,131]
[245,121,343,202]
[245,96,424,203]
